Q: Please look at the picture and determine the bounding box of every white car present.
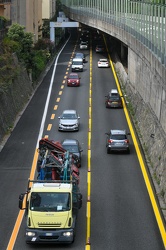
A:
[58,110,80,131]
[98,58,110,68]
[80,41,88,50]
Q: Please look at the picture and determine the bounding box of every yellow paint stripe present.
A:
[86,42,93,249]
[56,97,60,102]
[47,124,52,131]
[105,36,166,247]
[54,105,58,110]
[61,85,64,89]
[59,91,62,95]
[51,114,55,119]
[6,149,39,250]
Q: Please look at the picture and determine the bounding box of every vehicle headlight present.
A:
[26,232,36,237]
[63,231,73,237]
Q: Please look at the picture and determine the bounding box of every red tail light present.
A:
[108,139,113,143]
[125,139,129,143]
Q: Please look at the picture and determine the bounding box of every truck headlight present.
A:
[63,231,73,237]
[26,231,36,237]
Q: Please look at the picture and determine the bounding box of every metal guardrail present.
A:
[61,0,166,67]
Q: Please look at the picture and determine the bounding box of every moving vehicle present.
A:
[18,138,82,244]
[58,110,80,131]
[98,58,110,68]
[95,44,105,53]
[75,52,86,63]
[67,73,80,87]
[61,139,83,168]
[105,89,123,108]
[105,129,130,154]
[79,41,88,50]
[71,58,83,72]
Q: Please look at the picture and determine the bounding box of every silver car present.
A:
[61,139,83,167]
[105,129,130,154]
[58,110,80,131]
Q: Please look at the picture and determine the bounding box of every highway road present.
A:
[0,28,165,250]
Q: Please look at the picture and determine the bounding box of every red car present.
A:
[67,73,80,87]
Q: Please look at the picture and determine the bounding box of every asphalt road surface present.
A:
[0,28,165,250]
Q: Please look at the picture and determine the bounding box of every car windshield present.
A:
[72,61,82,65]
[111,134,127,140]
[30,192,70,212]
[62,113,77,119]
[69,75,78,79]
[62,145,78,153]
[109,96,120,101]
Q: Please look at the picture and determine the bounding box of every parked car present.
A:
[105,89,123,108]
[105,129,130,154]
[58,110,80,131]
[67,73,80,87]
[98,58,110,68]
[95,44,105,53]
[75,52,86,63]
[61,139,83,167]
[79,41,89,50]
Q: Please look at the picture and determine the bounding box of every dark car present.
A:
[61,139,83,167]
[75,52,86,63]
[95,44,105,53]
[67,73,80,87]
[105,89,123,108]
[105,129,130,154]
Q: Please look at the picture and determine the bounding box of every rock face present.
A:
[0,67,33,145]
[114,60,166,219]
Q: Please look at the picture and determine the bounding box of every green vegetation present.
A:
[0,23,55,83]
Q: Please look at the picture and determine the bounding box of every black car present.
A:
[61,139,83,167]
[105,89,123,108]
[75,52,86,63]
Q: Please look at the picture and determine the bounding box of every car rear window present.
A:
[111,134,127,140]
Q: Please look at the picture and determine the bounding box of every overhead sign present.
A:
[50,22,79,28]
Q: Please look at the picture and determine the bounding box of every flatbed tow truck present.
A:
[19,138,82,244]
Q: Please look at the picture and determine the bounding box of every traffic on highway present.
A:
[0,27,165,250]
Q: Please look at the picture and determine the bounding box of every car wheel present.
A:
[127,149,130,154]
[107,148,110,154]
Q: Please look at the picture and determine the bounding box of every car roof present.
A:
[99,58,108,62]
[110,129,126,135]
[62,110,77,114]
[75,53,85,57]
[62,139,78,145]
[110,89,118,94]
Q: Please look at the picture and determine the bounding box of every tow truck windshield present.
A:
[30,192,70,212]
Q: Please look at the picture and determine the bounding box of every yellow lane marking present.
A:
[54,105,58,110]
[61,85,65,89]
[104,36,166,247]
[56,97,60,102]
[86,43,92,249]
[6,149,39,250]
[64,75,67,79]
[47,124,52,131]
[59,91,62,95]
[51,114,55,119]
[44,135,48,139]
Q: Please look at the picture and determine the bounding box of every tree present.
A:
[7,23,33,69]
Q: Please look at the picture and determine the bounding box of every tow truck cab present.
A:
[19,181,82,244]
